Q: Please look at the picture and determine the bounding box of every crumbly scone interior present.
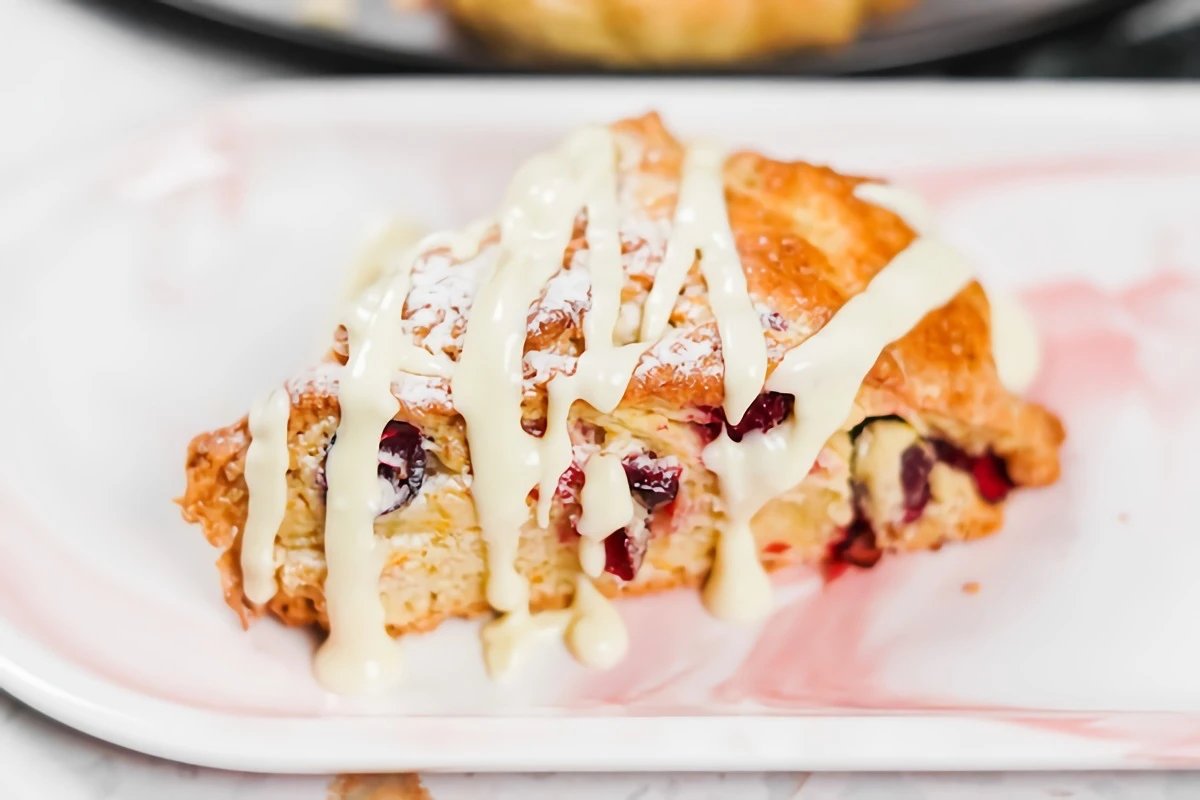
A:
[184,381,1028,636]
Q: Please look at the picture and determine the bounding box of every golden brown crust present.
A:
[446,0,919,66]
[612,115,1062,480]
[179,111,1064,639]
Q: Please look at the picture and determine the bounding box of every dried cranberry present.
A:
[621,455,681,511]
[931,439,972,471]
[826,520,882,579]
[695,418,725,445]
[972,454,1012,504]
[521,416,547,438]
[762,309,788,332]
[603,527,648,582]
[930,439,1013,505]
[316,421,426,516]
[704,392,794,444]
[377,421,425,515]
[841,524,882,568]
[899,444,934,523]
[556,462,584,501]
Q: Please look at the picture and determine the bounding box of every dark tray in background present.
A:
[153,0,1147,74]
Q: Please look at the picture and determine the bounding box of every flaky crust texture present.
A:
[446,0,918,66]
[179,112,1064,634]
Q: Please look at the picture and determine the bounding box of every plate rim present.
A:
[9,617,1199,773]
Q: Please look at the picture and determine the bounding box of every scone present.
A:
[446,0,919,66]
[179,112,1063,690]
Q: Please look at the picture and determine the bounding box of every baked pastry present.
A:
[446,0,918,66]
[179,113,1063,691]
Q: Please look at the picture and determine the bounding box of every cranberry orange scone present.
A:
[446,0,919,66]
[179,113,1063,691]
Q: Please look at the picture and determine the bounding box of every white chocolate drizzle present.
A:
[454,129,619,621]
[240,387,292,605]
[453,128,641,675]
[987,288,1042,395]
[856,182,1042,393]
[854,181,936,235]
[314,258,410,693]
[533,128,652,529]
[315,228,487,693]
[637,146,766,421]
[481,574,628,677]
[659,145,767,424]
[577,453,636,578]
[701,183,972,621]
[563,576,628,669]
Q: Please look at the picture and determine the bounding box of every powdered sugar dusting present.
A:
[289,124,767,422]
[284,361,450,409]
[633,328,719,379]
[535,262,592,325]
[614,132,673,281]
[524,350,577,387]
[287,361,342,401]
[754,300,787,331]
[621,216,672,279]
[406,245,496,358]
[624,450,681,471]
[393,373,450,409]
[571,442,600,468]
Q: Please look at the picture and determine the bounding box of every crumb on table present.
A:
[329,774,431,800]
[961,581,981,595]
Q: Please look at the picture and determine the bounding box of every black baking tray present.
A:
[151,0,1145,74]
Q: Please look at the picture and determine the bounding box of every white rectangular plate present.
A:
[1,80,1199,773]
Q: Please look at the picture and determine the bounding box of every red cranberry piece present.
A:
[931,439,971,471]
[377,421,426,515]
[826,520,882,580]
[899,444,934,524]
[972,454,1012,504]
[603,526,648,582]
[555,462,584,501]
[695,418,724,445]
[704,392,794,443]
[621,455,681,511]
[521,416,547,438]
[762,309,788,332]
[316,421,426,516]
[931,439,1013,505]
[840,525,882,569]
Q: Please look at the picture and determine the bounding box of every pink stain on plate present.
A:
[0,484,321,717]
[1022,270,1200,414]
[902,148,1200,209]
[712,560,928,710]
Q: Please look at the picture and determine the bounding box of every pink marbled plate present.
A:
[1,81,1199,773]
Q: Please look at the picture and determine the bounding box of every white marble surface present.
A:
[3,0,1200,796]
